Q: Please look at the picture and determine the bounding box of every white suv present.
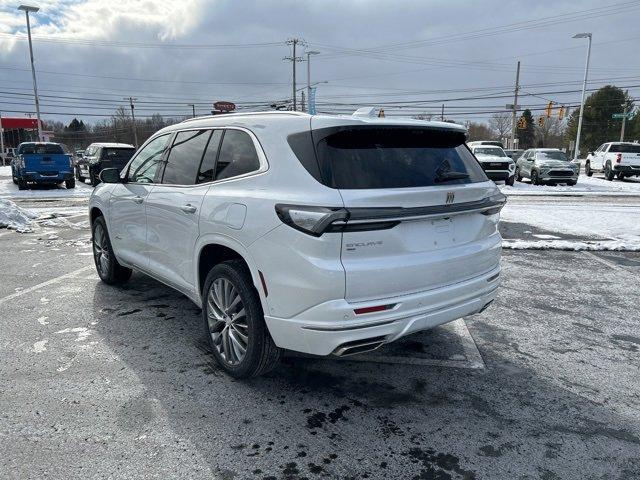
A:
[89,112,504,378]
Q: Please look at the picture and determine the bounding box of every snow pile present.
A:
[500,174,640,196]
[0,198,38,232]
[503,239,640,251]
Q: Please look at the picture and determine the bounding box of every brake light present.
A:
[354,304,395,315]
[275,204,348,236]
[616,153,622,163]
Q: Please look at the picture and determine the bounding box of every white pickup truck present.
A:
[585,142,640,180]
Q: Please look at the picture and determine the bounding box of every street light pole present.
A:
[18,4,43,141]
[124,97,138,147]
[620,91,629,142]
[187,103,196,118]
[306,50,320,113]
[573,32,592,160]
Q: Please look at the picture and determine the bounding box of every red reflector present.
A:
[616,153,622,163]
[354,304,393,315]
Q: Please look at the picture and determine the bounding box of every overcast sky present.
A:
[0,0,639,125]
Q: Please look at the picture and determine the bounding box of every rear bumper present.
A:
[614,165,640,175]
[264,264,501,356]
[23,171,73,183]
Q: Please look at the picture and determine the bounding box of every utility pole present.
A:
[441,104,445,121]
[284,38,305,111]
[510,61,521,150]
[19,5,43,141]
[620,91,629,142]
[187,103,196,118]
[301,90,305,113]
[124,97,138,147]
[573,33,592,160]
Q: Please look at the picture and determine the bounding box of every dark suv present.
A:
[76,142,135,186]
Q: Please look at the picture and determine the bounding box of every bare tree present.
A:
[488,112,511,140]
[466,122,494,141]
[535,117,566,148]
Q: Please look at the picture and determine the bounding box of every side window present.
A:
[127,134,171,184]
[215,130,261,181]
[602,144,610,153]
[161,130,211,185]
[198,130,222,184]
[95,147,102,159]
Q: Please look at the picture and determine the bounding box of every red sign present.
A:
[0,117,39,129]
[213,101,236,112]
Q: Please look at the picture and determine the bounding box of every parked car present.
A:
[89,112,505,378]
[515,148,578,185]
[467,140,505,148]
[77,142,135,186]
[585,142,640,180]
[504,149,524,160]
[11,142,74,190]
[72,149,85,167]
[469,144,516,185]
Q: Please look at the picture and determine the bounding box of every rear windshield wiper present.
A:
[434,171,469,183]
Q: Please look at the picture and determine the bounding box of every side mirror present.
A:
[99,168,121,184]
[588,151,594,156]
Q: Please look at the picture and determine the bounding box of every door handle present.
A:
[181,204,197,214]
[132,196,144,204]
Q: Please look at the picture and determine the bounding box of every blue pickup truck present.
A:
[11,142,75,190]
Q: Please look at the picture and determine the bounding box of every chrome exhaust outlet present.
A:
[332,336,387,357]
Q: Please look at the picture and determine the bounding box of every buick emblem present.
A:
[446,192,455,204]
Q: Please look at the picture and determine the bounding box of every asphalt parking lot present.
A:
[1,193,640,480]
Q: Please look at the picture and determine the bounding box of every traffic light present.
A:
[558,105,565,120]
[538,116,545,127]
[517,117,527,129]
[546,101,553,118]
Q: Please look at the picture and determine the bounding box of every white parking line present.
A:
[0,265,94,307]
[339,318,486,370]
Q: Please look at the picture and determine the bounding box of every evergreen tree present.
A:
[517,109,535,149]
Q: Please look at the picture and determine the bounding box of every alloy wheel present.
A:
[93,223,110,276]
[206,278,249,365]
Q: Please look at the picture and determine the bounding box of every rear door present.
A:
[145,129,219,293]
[310,122,501,302]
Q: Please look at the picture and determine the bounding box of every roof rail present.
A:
[179,111,309,124]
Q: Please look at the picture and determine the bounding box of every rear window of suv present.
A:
[19,144,64,155]
[101,147,135,161]
[302,127,486,189]
[609,144,640,153]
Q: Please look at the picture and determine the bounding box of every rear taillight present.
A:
[275,204,348,237]
[616,153,622,163]
[481,192,507,216]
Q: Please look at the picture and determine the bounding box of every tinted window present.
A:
[127,134,171,183]
[101,147,135,162]
[536,151,568,161]
[609,144,640,153]
[198,130,222,183]
[215,130,261,180]
[19,143,64,154]
[162,130,211,185]
[314,127,487,189]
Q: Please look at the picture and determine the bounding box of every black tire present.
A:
[65,178,75,189]
[505,175,515,186]
[531,170,541,185]
[202,260,280,378]
[567,180,577,186]
[515,168,522,182]
[92,216,132,285]
[90,170,100,187]
[604,162,615,181]
[585,161,593,177]
[617,172,625,180]
[12,175,17,185]
[17,177,28,190]
[75,167,84,182]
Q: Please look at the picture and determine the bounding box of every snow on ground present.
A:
[0,166,93,199]
[500,174,640,196]
[501,202,640,251]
